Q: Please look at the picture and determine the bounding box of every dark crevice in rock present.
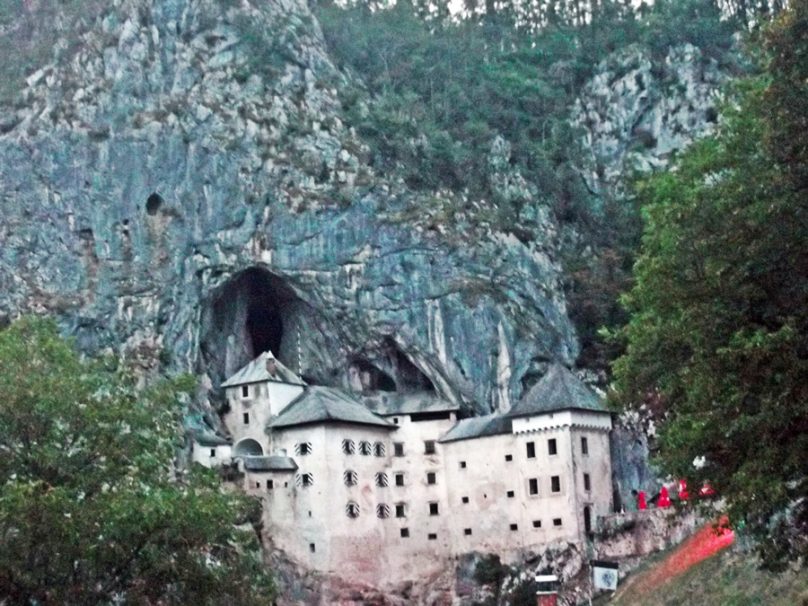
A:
[145,192,163,215]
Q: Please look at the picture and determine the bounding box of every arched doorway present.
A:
[234,438,264,457]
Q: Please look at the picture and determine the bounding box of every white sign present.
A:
[592,561,619,590]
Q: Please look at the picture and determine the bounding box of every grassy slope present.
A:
[603,545,808,606]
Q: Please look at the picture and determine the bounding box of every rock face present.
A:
[0,0,574,415]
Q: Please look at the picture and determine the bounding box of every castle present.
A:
[191,351,613,585]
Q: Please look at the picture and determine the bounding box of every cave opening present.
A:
[246,297,283,358]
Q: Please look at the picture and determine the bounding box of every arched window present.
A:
[359,441,372,455]
[376,503,390,519]
[296,473,314,487]
[375,472,388,487]
[346,501,360,519]
[344,470,358,486]
[374,442,386,457]
[295,442,312,456]
[342,439,355,455]
[233,438,263,457]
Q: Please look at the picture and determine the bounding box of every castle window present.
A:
[375,472,389,487]
[428,533,437,540]
[241,385,249,398]
[210,448,216,457]
[551,476,561,493]
[584,473,591,491]
[344,470,357,486]
[346,501,360,518]
[267,480,274,490]
[243,412,249,425]
[374,442,386,457]
[424,440,436,455]
[342,439,355,455]
[548,438,558,456]
[426,472,436,485]
[510,523,518,531]
[581,436,589,456]
[429,502,439,516]
[533,520,541,528]
[529,478,539,496]
[461,496,469,504]
[359,441,372,456]
[505,454,513,462]
[395,503,406,518]
[393,417,399,424]
[459,461,467,469]
[553,518,562,527]
[296,473,314,487]
[393,442,404,457]
[526,441,536,459]
[506,490,515,498]
[309,543,316,553]
[400,528,409,538]
[255,481,261,489]
[395,473,405,486]
[295,442,312,456]
[377,503,390,519]
[464,528,472,536]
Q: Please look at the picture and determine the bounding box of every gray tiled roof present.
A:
[221,351,305,388]
[269,386,395,430]
[508,363,605,418]
[362,392,459,416]
[438,413,512,443]
[192,429,231,447]
[243,455,298,472]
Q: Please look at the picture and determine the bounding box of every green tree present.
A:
[0,318,274,604]
[611,2,808,569]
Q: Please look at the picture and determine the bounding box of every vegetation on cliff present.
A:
[0,318,274,605]
[612,0,808,568]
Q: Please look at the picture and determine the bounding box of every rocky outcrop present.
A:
[0,0,575,416]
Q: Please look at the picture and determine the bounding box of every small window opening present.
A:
[375,472,389,487]
[505,454,513,462]
[395,473,405,486]
[342,439,355,455]
[374,442,386,457]
[393,417,399,424]
[346,501,360,519]
[243,412,249,425]
[506,490,515,498]
[464,528,472,536]
[526,441,536,459]
[529,478,539,495]
[267,480,274,490]
[548,438,558,456]
[581,436,589,455]
[210,448,216,457]
[553,518,563,527]
[424,440,436,455]
[297,473,314,487]
[428,533,437,540]
[359,441,372,455]
[461,496,469,504]
[255,482,261,489]
[377,503,390,519]
[429,502,439,516]
[241,385,249,398]
[393,442,405,457]
[309,543,316,553]
[551,476,561,493]
[533,520,541,528]
[584,473,591,491]
[295,442,312,456]
[400,527,409,538]
[510,523,518,531]
[426,472,436,485]
[459,461,467,469]
[344,470,357,486]
[395,503,406,518]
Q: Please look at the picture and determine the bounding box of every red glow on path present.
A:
[620,517,735,596]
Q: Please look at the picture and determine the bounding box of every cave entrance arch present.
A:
[234,438,264,458]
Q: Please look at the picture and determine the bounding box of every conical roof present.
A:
[508,364,605,418]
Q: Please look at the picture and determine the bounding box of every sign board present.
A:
[591,560,619,591]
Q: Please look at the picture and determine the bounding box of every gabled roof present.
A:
[508,363,605,418]
[438,413,512,443]
[221,351,305,388]
[269,386,395,430]
[243,455,297,472]
[362,391,459,416]
[185,414,231,446]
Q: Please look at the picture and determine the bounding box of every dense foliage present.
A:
[612,1,808,569]
[0,318,274,605]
